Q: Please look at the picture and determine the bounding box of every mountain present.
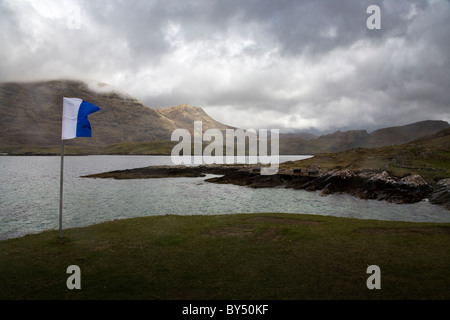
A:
[0,80,172,150]
[0,80,448,155]
[279,120,449,155]
[281,127,450,183]
[279,132,318,140]
[158,104,233,132]
[366,120,450,148]
[0,80,233,154]
[279,130,368,155]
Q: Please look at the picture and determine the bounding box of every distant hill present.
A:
[280,132,318,140]
[279,120,449,155]
[281,127,450,183]
[366,120,450,148]
[0,80,448,155]
[279,130,367,154]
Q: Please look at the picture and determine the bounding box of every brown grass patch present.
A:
[205,224,255,237]
[252,227,284,242]
[246,216,321,225]
[355,226,450,235]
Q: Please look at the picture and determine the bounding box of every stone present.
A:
[429,178,450,210]
[320,182,338,196]
[401,175,427,187]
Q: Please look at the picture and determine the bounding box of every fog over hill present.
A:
[0,80,233,153]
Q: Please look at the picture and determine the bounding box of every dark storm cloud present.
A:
[0,0,449,132]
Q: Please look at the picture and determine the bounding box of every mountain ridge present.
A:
[0,80,448,155]
[0,80,233,154]
[278,120,449,155]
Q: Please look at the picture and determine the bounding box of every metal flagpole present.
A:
[59,139,64,238]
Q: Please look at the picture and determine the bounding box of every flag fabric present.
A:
[62,97,101,140]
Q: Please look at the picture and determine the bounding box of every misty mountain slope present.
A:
[0,80,233,153]
[279,130,369,155]
[279,121,449,155]
[156,104,234,132]
[0,80,175,148]
[0,80,448,155]
[367,120,450,148]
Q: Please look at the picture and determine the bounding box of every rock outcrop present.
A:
[429,178,450,210]
[83,165,449,210]
[206,169,436,206]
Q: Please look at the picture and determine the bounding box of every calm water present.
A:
[1,155,449,240]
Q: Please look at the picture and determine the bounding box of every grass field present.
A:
[1,213,449,300]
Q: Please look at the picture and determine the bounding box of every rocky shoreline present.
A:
[208,167,450,210]
[83,164,450,211]
[82,164,245,179]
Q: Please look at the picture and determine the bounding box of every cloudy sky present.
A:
[1,0,449,133]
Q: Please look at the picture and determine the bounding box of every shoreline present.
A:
[82,164,450,211]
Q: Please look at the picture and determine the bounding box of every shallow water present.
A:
[1,155,449,240]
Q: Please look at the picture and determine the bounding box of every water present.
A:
[1,155,449,240]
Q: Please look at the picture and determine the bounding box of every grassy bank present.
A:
[1,213,449,300]
[3,140,178,156]
[281,129,450,183]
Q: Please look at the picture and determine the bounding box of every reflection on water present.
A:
[0,155,449,240]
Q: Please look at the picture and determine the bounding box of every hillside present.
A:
[279,120,449,155]
[279,130,370,154]
[367,120,450,148]
[0,80,233,154]
[158,104,233,132]
[281,127,450,183]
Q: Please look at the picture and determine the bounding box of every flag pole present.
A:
[59,139,64,238]
[60,97,101,238]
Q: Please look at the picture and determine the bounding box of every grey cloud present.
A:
[0,0,449,133]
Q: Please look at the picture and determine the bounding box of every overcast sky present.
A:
[1,0,449,133]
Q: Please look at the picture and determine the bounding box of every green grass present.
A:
[281,132,450,183]
[1,213,449,300]
[3,140,178,156]
[102,140,177,155]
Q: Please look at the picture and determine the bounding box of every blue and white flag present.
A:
[62,97,101,140]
